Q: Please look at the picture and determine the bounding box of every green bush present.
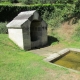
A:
[75,26,80,37]
[0,4,65,21]
[18,0,55,4]
[0,0,18,3]
[0,22,8,34]
[75,21,80,36]
[0,4,66,33]
[72,20,80,41]
[42,4,75,30]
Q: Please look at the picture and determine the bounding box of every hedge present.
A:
[0,4,65,22]
[0,22,8,34]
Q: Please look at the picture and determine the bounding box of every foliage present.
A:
[0,0,80,38]
[0,0,79,5]
[73,20,80,41]
[0,4,65,22]
[0,22,8,34]
[0,0,55,4]
[43,3,75,30]
[0,4,65,34]
[56,0,78,4]
[0,3,75,33]
[0,0,18,3]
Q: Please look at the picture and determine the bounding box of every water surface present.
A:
[52,51,80,71]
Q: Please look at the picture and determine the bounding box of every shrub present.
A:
[18,0,56,4]
[0,4,65,21]
[0,22,8,34]
[72,20,80,41]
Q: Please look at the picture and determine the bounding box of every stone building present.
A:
[6,10,47,50]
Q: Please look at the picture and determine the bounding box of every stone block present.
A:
[58,48,70,55]
[44,53,60,62]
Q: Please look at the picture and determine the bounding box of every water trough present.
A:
[44,48,80,71]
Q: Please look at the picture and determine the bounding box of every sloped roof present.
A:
[6,10,37,28]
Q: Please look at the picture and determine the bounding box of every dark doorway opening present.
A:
[30,20,41,41]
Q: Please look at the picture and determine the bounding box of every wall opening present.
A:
[30,20,41,41]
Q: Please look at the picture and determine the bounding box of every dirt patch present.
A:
[55,21,76,41]
[41,67,80,80]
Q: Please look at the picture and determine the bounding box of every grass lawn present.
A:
[0,34,80,80]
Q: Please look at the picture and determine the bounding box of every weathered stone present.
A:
[6,10,47,50]
[69,48,80,52]
[44,53,60,62]
[58,48,70,55]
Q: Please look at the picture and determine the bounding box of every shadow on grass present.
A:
[48,36,59,46]
[31,36,59,50]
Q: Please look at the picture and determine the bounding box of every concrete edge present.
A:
[69,48,80,52]
[44,53,60,62]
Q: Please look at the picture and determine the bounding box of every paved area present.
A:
[30,44,65,57]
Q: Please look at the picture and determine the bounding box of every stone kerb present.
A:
[44,53,60,62]
[44,48,69,62]
[69,48,80,52]
[58,48,70,55]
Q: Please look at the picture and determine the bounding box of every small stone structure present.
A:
[6,10,47,50]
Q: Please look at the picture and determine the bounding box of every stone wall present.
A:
[41,21,47,46]
[22,28,31,50]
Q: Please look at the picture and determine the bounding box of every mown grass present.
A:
[0,34,69,80]
[50,36,80,49]
[0,34,80,80]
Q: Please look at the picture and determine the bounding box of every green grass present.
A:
[63,41,80,48]
[0,34,80,80]
[0,22,8,34]
[0,2,12,5]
